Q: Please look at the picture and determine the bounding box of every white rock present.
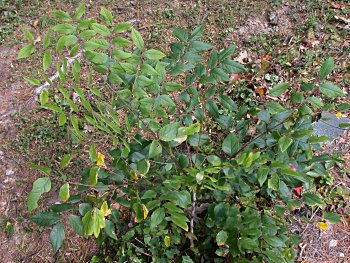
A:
[5,169,14,176]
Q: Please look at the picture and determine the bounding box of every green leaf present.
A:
[302,193,324,206]
[105,220,118,240]
[52,24,75,34]
[112,37,132,47]
[82,210,94,236]
[216,230,228,246]
[64,35,78,46]
[69,215,83,236]
[83,38,110,51]
[263,236,284,247]
[149,140,162,158]
[307,97,323,108]
[189,41,213,52]
[222,133,240,157]
[151,208,165,228]
[319,82,344,98]
[268,174,280,191]
[52,10,72,22]
[189,25,203,41]
[158,122,180,142]
[218,95,237,112]
[89,144,97,162]
[131,28,144,50]
[50,223,65,253]
[100,7,113,25]
[73,4,86,20]
[320,57,334,81]
[59,183,70,202]
[173,27,188,42]
[218,45,237,60]
[141,190,157,199]
[43,51,52,71]
[43,32,51,48]
[79,30,97,40]
[323,212,341,224]
[56,36,66,53]
[309,135,330,143]
[18,45,35,59]
[144,49,166,60]
[257,166,269,186]
[40,89,49,105]
[32,212,61,226]
[170,213,189,231]
[27,177,52,212]
[206,100,219,118]
[92,23,111,36]
[269,82,289,97]
[29,163,51,175]
[278,136,293,152]
[266,102,285,114]
[114,22,132,33]
[22,28,34,44]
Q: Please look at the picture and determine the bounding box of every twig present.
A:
[190,190,196,248]
[34,52,82,95]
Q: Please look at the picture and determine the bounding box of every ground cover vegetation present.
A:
[17,3,349,262]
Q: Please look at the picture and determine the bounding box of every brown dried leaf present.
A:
[34,35,42,44]
[33,19,40,27]
[255,87,267,97]
[330,3,346,10]
[230,74,241,82]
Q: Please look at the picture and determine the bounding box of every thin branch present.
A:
[34,52,82,95]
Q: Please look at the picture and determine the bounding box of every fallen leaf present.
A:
[317,221,328,231]
[330,3,346,10]
[33,19,40,27]
[334,15,350,24]
[34,35,42,44]
[329,239,338,248]
[292,186,303,197]
[255,87,267,97]
[230,74,241,82]
[235,50,248,64]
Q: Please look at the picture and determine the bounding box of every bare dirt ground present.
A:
[1,0,350,262]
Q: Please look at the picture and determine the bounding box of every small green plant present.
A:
[20,4,347,262]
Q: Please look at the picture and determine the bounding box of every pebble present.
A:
[5,169,15,176]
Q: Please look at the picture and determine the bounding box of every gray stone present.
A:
[312,112,349,140]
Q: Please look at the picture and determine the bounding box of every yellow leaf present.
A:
[336,112,342,119]
[59,183,70,202]
[164,235,171,248]
[96,152,106,167]
[142,204,149,219]
[317,221,328,231]
[101,201,112,217]
[130,170,139,181]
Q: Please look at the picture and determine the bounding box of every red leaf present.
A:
[292,186,303,197]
